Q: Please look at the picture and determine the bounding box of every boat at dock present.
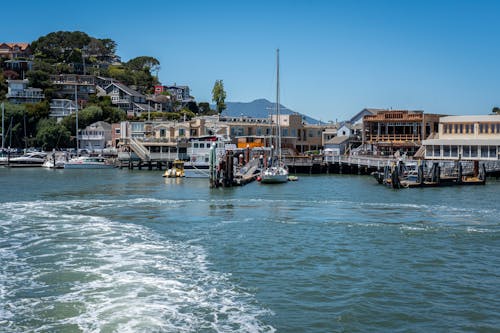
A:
[374,160,486,188]
[260,49,289,184]
[64,156,115,169]
[184,135,233,178]
[7,152,47,167]
[163,160,185,178]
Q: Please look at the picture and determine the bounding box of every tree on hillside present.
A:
[212,80,226,114]
[492,107,500,115]
[198,102,212,115]
[36,118,71,150]
[126,56,160,74]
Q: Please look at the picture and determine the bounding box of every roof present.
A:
[325,136,350,145]
[106,82,145,97]
[0,43,30,50]
[132,103,150,111]
[440,115,500,123]
[423,138,500,145]
[87,121,111,131]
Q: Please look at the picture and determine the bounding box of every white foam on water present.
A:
[0,200,275,333]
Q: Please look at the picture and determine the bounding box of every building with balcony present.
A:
[79,121,112,151]
[422,115,500,161]
[6,79,44,104]
[362,110,440,156]
[49,99,77,122]
[50,74,97,102]
[104,82,147,117]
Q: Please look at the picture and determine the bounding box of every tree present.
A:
[185,101,199,114]
[36,118,71,150]
[212,80,226,114]
[492,107,500,115]
[0,71,7,100]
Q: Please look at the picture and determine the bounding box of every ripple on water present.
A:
[0,200,275,333]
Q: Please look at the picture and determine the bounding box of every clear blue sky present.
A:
[3,0,500,121]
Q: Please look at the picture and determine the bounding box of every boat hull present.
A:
[64,163,115,169]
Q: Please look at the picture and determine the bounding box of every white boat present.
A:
[261,49,289,184]
[183,136,233,178]
[8,152,47,167]
[42,153,67,169]
[64,156,115,169]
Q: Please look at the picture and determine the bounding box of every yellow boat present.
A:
[163,160,185,178]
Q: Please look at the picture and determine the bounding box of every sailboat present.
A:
[260,49,289,184]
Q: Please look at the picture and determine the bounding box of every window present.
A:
[481,146,489,158]
[433,145,441,157]
[179,128,185,136]
[451,146,458,157]
[470,146,477,157]
[443,145,450,157]
[462,146,470,157]
[426,146,433,157]
[489,146,497,158]
[160,129,166,137]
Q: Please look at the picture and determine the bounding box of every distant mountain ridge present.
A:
[219,99,322,124]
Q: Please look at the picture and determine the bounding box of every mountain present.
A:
[219,99,322,124]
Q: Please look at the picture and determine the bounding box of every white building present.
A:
[49,99,77,121]
[79,121,112,151]
[422,115,500,161]
[6,79,44,104]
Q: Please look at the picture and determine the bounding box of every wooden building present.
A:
[362,110,440,156]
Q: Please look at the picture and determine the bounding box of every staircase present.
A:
[129,138,151,161]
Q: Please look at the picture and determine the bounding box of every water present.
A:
[1,168,499,332]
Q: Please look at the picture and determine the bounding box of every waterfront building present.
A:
[362,109,441,156]
[421,115,500,161]
[79,121,112,151]
[6,79,44,104]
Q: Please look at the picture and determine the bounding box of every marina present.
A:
[1,168,498,332]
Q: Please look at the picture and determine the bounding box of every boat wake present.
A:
[0,200,274,332]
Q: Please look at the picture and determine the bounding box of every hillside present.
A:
[220,99,322,124]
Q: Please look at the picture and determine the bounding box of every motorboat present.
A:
[42,153,67,169]
[163,160,185,178]
[64,156,115,169]
[8,152,47,167]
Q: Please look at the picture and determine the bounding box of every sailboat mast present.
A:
[276,48,281,161]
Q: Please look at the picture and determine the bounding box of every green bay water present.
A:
[0,168,499,332]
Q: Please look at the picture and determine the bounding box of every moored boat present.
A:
[8,152,47,167]
[64,156,115,169]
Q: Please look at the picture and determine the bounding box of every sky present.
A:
[3,0,500,121]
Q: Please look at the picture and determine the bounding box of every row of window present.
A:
[443,123,500,134]
[443,123,475,134]
[426,145,499,158]
[229,127,321,138]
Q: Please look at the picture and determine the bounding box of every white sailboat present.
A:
[261,49,289,184]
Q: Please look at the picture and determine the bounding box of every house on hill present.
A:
[0,43,31,59]
[104,82,148,117]
[6,79,44,104]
